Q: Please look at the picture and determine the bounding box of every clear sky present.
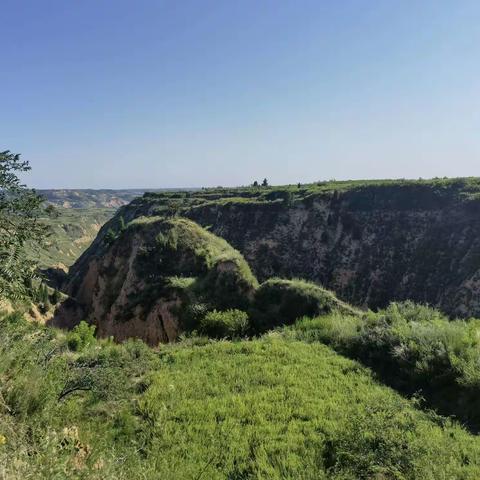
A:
[1,0,479,189]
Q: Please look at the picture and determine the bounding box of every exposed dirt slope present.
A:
[60,217,257,344]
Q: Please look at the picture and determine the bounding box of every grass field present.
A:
[2,310,480,479]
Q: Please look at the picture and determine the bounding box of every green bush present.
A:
[199,309,249,338]
[182,302,209,330]
[66,320,96,351]
[290,301,480,431]
[3,309,480,478]
[252,278,356,332]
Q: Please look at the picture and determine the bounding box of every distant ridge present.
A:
[38,188,196,209]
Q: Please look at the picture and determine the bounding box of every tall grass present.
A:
[290,301,480,430]
[3,309,480,478]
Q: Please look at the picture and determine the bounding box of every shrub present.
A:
[290,301,480,431]
[199,309,249,338]
[50,288,62,304]
[252,278,356,332]
[66,320,96,351]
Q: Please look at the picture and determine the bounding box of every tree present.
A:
[0,151,49,299]
[45,204,59,218]
[51,288,62,305]
[262,178,268,187]
[104,228,117,245]
[253,180,259,187]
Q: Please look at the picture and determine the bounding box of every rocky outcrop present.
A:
[67,179,480,319]
[59,217,257,344]
[185,184,480,317]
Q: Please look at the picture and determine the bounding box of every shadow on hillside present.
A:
[40,267,69,290]
[48,297,84,330]
[334,348,480,435]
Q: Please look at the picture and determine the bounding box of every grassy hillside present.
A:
[2,310,480,479]
[288,301,480,431]
[27,207,115,269]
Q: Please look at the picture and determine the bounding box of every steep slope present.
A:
[186,182,480,317]
[59,217,257,344]
[74,178,480,317]
[27,207,115,270]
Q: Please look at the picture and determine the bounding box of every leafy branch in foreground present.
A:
[0,150,50,299]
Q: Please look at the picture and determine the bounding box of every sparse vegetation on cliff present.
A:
[61,216,258,343]
[80,176,480,319]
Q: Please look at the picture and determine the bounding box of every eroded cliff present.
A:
[71,178,480,318]
[60,217,257,344]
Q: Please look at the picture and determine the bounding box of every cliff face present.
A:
[60,217,257,344]
[68,179,480,319]
[185,185,480,317]
[183,187,480,316]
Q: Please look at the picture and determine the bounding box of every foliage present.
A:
[289,301,480,431]
[66,321,96,352]
[0,310,159,479]
[51,288,62,304]
[0,151,49,299]
[199,308,249,338]
[252,278,357,332]
[3,311,480,478]
[103,215,127,246]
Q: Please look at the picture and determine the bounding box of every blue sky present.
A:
[1,0,479,188]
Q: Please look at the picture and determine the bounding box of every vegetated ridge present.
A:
[70,177,480,318]
[5,177,480,478]
[39,188,196,209]
[4,309,480,479]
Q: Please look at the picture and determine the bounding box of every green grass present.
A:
[3,311,480,479]
[27,207,115,269]
[139,176,480,210]
[252,278,359,332]
[287,301,480,431]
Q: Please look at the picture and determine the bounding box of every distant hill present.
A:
[28,207,116,270]
[38,188,196,209]
[32,189,199,270]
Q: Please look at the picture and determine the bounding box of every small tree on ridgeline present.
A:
[0,150,49,299]
[262,178,268,187]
